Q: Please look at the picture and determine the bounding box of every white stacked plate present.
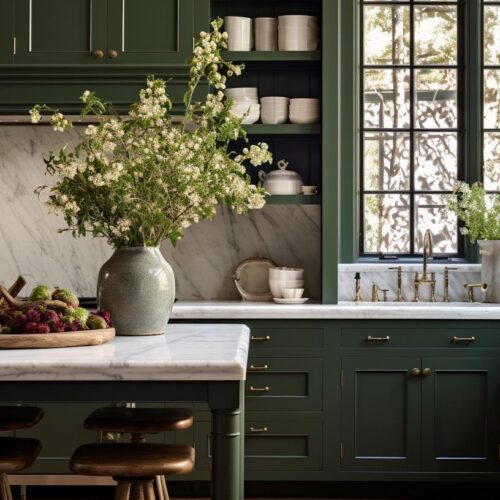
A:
[289,98,320,124]
[278,15,319,51]
[226,88,260,124]
[260,96,289,124]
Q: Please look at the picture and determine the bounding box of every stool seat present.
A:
[0,437,41,473]
[70,443,195,478]
[0,406,44,432]
[84,407,193,434]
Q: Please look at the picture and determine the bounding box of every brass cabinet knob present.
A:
[410,367,421,377]
[108,49,118,59]
[93,49,104,59]
[422,367,432,377]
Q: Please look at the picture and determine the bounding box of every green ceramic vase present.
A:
[97,247,175,336]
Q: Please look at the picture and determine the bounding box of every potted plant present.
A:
[448,182,500,303]
[30,19,272,335]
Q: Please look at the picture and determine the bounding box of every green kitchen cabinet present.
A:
[11,0,202,65]
[341,356,422,472]
[13,0,108,64]
[421,357,500,472]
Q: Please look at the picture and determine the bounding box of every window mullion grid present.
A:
[409,0,416,255]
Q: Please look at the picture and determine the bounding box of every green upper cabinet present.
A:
[106,0,195,65]
[9,0,209,66]
[13,0,108,64]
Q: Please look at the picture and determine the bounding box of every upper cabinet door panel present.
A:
[14,0,107,64]
[0,0,14,64]
[106,0,194,65]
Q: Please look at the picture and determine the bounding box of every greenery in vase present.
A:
[447,182,500,242]
[30,19,271,248]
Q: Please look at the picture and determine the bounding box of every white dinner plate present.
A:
[273,297,310,304]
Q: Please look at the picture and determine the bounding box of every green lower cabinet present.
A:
[193,418,324,478]
[421,357,500,472]
[341,356,422,472]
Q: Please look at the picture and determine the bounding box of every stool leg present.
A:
[129,484,144,500]
[0,474,13,500]
[142,481,156,500]
[153,476,165,500]
[160,476,170,500]
[114,481,131,500]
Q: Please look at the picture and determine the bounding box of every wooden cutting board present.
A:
[0,328,115,349]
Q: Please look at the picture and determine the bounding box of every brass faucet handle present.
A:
[380,289,390,302]
[464,283,488,303]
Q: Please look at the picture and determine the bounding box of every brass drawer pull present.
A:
[249,426,268,433]
[251,335,271,342]
[93,49,104,59]
[410,367,421,377]
[422,367,432,377]
[249,386,270,392]
[367,335,390,342]
[108,49,118,59]
[249,364,268,371]
[452,336,476,343]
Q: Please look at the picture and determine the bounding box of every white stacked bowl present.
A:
[225,16,253,51]
[278,15,319,51]
[254,17,278,51]
[269,267,305,298]
[260,96,289,124]
[289,98,320,124]
[226,88,260,124]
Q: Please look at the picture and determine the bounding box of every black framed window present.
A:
[483,1,500,193]
[360,0,463,257]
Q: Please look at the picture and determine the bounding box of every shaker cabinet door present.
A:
[421,357,500,472]
[341,356,421,472]
[106,0,195,65]
[13,0,107,64]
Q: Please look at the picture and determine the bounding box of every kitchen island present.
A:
[0,323,250,500]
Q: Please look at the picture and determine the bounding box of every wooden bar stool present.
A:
[0,406,44,500]
[0,437,41,500]
[0,406,44,432]
[84,407,193,499]
[70,442,195,500]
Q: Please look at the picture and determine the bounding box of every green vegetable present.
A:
[73,307,89,326]
[29,285,52,301]
[87,314,108,330]
[52,288,79,308]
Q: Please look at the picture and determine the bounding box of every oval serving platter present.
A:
[0,328,115,349]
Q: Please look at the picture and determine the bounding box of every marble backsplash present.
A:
[0,126,321,300]
[338,263,482,303]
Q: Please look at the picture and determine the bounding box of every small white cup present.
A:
[301,185,318,195]
[282,288,305,299]
[225,16,253,51]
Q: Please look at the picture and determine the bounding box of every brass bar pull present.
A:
[366,336,390,342]
[249,386,270,392]
[249,426,268,433]
[422,368,432,377]
[251,335,271,342]
[410,368,421,377]
[452,336,476,343]
[249,364,269,371]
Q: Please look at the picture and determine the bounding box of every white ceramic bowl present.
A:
[225,87,259,99]
[282,288,305,299]
[269,267,304,279]
[270,281,305,298]
[225,16,253,51]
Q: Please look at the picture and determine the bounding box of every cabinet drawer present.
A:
[194,420,323,472]
[249,328,324,350]
[341,328,500,348]
[246,358,323,411]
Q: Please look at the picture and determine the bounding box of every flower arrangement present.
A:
[30,18,271,248]
[447,182,500,242]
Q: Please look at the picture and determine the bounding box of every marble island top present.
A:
[0,324,250,381]
[171,300,500,321]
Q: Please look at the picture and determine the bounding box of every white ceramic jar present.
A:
[224,16,253,51]
[258,159,303,195]
[254,17,278,51]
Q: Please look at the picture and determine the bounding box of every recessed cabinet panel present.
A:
[421,358,500,472]
[14,0,107,64]
[246,357,323,411]
[341,357,421,471]
[107,0,194,64]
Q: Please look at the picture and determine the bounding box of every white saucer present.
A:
[273,297,309,304]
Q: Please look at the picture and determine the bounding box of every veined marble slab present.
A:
[170,300,500,320]
[0,324,250,381]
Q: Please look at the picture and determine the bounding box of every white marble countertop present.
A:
[0,324,250,382]
[171,300,500,320]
